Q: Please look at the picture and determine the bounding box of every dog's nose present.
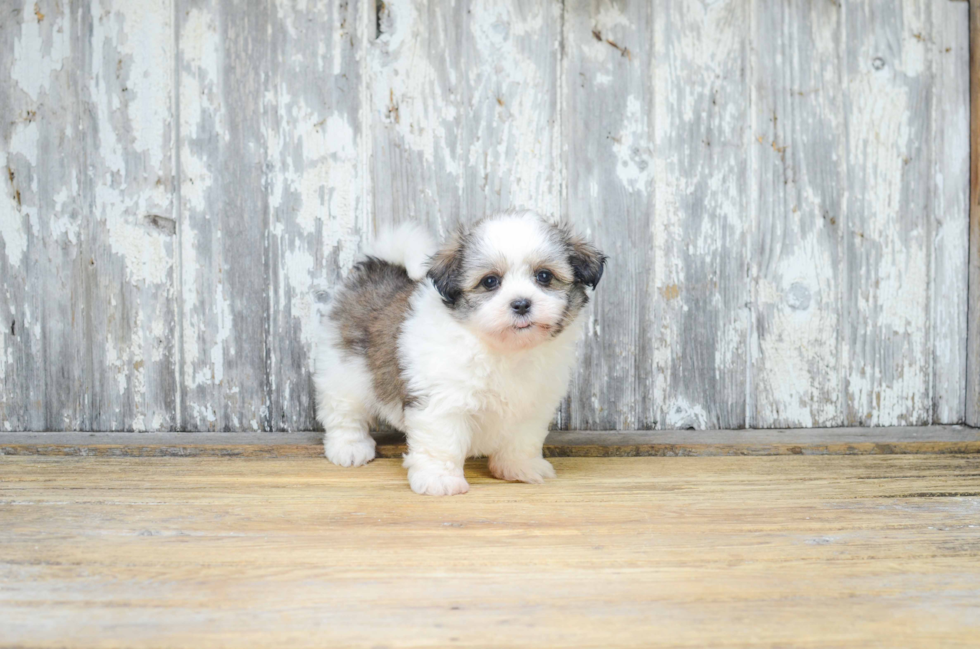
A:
[510,298,531,316]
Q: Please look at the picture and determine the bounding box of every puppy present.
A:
[313,210,605,495]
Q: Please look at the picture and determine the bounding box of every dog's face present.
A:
[427,212,606,352]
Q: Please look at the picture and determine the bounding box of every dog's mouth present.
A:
[512,321,550,332]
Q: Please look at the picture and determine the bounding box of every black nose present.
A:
[510,298,531,316]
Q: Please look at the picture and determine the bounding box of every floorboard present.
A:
[1,455,979,648]
[2,426,979,458]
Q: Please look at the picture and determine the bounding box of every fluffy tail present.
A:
[366,222,437,281]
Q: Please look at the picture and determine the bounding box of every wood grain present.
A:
[1,454,979,648]
[968,0,980,426]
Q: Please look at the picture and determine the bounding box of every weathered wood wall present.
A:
[0,0,972,432]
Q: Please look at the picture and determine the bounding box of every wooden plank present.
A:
[651,0,751,430]
[840,0,933,426]
[2,455,978,647]
[177,0,272,430]
[932,0,971,423]
[370,0,561,236]
[0,1,177,431]
[561,1,655,430]
[968,0,980,426]
[3,425,978,458]
[750,0,845,427]
[0,0,58,432]
[265,0,368,431]
[563,0,750,430]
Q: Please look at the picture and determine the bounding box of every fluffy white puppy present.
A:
[314,210,605,496]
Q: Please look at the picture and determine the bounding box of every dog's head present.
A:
[427,211,606,351]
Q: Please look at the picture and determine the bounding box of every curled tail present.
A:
[367,222,437,281]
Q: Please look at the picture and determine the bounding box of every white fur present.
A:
[366,222,436,281]
[313,322,379,465]
[315,212,590,496]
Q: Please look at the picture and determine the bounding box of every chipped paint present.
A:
[0,151,27,268]
[371,0,459,177]
[613,96,653,193]
[9,0,68,102]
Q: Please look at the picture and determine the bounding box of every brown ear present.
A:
[565,232,607,290]
[426,230,467,306]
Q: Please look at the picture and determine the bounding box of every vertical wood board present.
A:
[265,0,368,431]
[650,0,750,430]
[840,0,933,427]
[968,0,980,427]
[750,0,846,428]
[177,0,272,430]
[0,0,177,432]
[561,0,657,430]
[931,0,970,424]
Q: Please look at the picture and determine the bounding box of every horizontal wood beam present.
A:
[2,427,978,458]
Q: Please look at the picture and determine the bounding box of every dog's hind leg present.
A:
[314,338,377,467]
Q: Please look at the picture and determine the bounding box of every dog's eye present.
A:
[535,270,554,285]
[480,275,500,290]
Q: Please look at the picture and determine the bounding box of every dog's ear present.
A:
[427,230,467,306]
[566,233,606,290]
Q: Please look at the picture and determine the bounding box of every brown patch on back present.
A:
[330,258,417,407]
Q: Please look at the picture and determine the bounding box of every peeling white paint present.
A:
[613,96,653,193]
[102,203,172,285]
[209,279,232,387]
[10,0,69,102]
[90,2,174,287]
[0,152,28,268]
[110,0,172,172]
[372,0,459,176]
[665,397,709,430]
[754,234,841,428]
[283,247,315,365]
[466,0,559,215]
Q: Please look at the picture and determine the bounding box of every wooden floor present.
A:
[2,455,979,648]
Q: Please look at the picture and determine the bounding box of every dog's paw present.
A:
[324,432,376,467]
[408,469,470,496]
[488,456,556,484]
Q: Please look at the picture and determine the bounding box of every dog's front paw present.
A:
[408,469,470,496]
[324,431,376,467]
[488,456,556,484]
